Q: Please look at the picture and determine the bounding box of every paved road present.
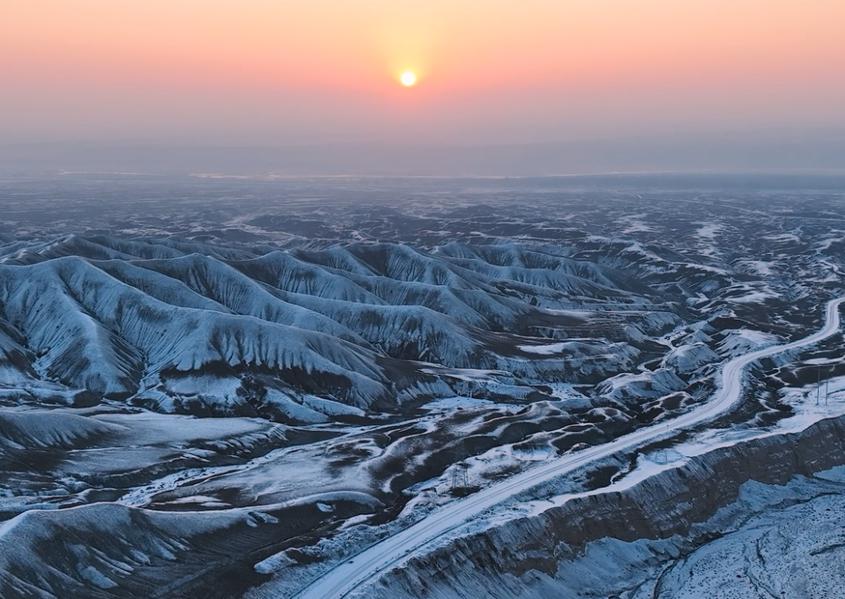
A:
[297,296,845,599]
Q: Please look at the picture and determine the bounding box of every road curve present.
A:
[297,296,845,599]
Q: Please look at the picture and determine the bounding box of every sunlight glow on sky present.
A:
[1,0,844,173]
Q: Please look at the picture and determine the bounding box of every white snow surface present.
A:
[516,342,570,355]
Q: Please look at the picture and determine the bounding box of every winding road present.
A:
[297,296,845,599]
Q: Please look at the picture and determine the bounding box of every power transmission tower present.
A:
[451,462,469,493]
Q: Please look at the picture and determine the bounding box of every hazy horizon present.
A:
[3,132,845,178]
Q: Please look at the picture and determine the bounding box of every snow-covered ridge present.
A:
[0,236,665,419]
[292,295,844,598]
[349,415,845,599]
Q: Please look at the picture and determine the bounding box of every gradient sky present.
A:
[2,1,845,173]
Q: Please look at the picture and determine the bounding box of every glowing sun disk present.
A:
[400,70,417,87]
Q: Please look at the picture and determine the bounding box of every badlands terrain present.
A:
[0,173,843,598]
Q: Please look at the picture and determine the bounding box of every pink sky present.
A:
[2,0,844,172]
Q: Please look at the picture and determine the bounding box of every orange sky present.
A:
[2,0,844,147]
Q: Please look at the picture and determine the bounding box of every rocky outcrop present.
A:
[365,415,845,598]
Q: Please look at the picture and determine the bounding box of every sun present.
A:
[399,70,417,87]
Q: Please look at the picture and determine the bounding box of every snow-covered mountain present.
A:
[0,236,671,421]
